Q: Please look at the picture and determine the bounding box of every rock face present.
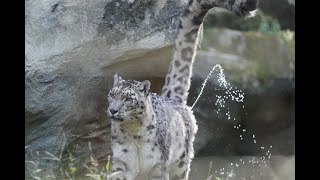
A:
[25,0,187,175]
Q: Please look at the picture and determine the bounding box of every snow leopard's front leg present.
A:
[109,158,134,180]
[148,162,169,180]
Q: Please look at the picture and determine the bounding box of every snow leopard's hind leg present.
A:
[148,162,169,180]
[169,150,192,180]
[109,158,134,180]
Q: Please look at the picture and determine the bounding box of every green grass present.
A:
[25,142,119,180]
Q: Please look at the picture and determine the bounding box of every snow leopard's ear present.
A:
[138,80,151,95]
[113,74,123,85]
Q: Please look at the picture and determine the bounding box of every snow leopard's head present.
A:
[107,74,151,122]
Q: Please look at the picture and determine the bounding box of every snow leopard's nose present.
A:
[109,109,118,115]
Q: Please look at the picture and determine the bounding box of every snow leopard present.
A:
[107,0,258,179]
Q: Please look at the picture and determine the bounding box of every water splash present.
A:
[191,64,222,109]
[194,64,275,180]
[191,64,244,109]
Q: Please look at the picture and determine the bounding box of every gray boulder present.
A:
[25,0,187,176]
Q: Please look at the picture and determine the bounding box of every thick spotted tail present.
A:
[161,0,258,105]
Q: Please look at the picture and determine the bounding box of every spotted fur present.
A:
[107,0,258,180]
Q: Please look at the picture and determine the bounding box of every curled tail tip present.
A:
[233,0,259,17]
[248,9,258,18]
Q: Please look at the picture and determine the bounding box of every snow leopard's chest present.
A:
[112,136,162,177]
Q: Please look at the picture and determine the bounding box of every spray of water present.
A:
[191,64,244,109]
[191,63,274,179]
[191,64,220,109]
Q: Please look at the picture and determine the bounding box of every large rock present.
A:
[194,28,295,92]
[25,0,187,176]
